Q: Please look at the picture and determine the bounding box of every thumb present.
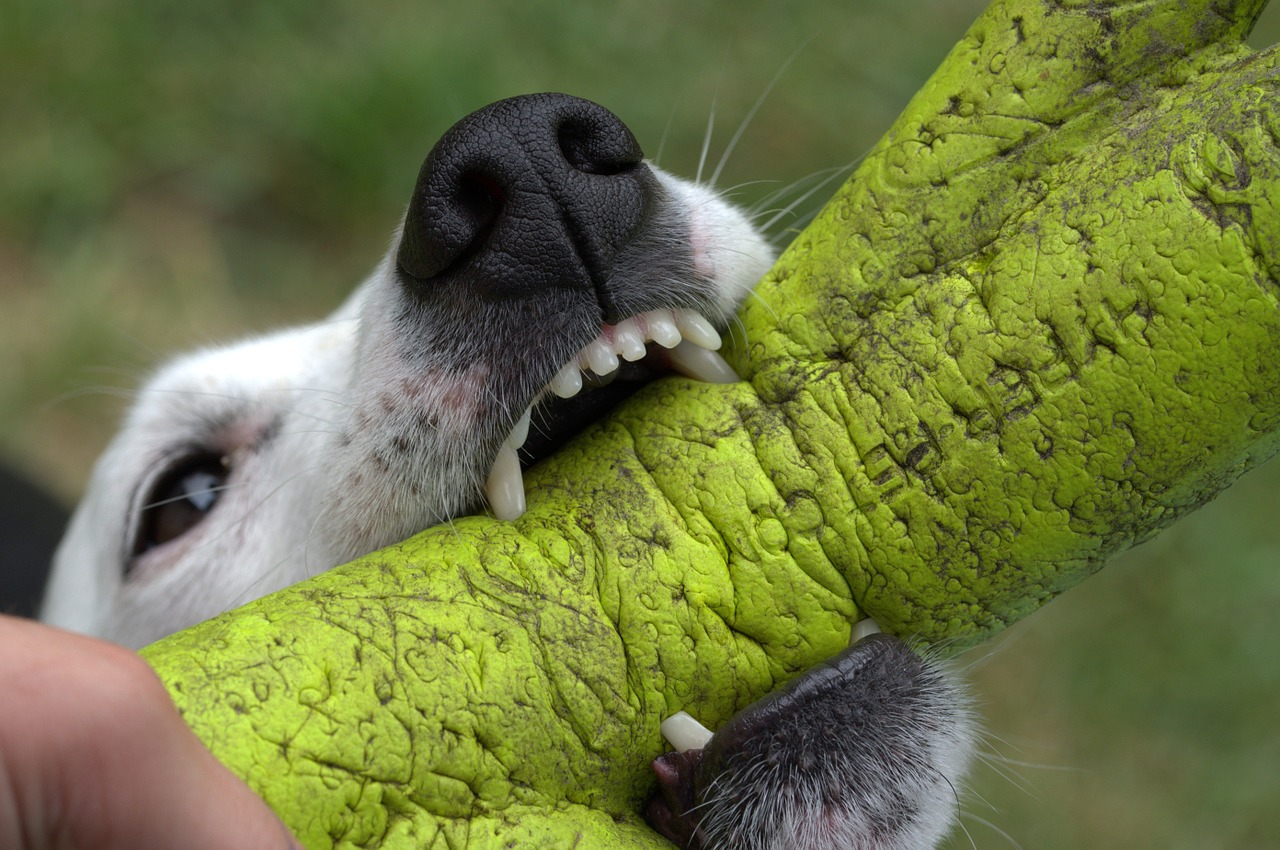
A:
[0,615,301,850]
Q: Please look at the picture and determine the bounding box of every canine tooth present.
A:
[667,340,739,383]
[549,362,583,399]
[661,711,714,753]
[485,444,526,521]
[674,309,722,350]
[613,319,648,362]
[647,311,681,348]
[585,338,619,376]
[506,406,532,450]
[851,618,882,644]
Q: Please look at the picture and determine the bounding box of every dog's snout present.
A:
[396,93,657,306]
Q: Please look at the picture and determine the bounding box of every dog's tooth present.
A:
[646,311,682,349]
[549,362,584,399]
[667,339,739,383]
[613,319,648,362]
[674,309,722,350]
[485,444,526,521]
[850,618,882,644]
[661,711,714,753]
[585,338,619,376]
[506,406,532,450]
[581,367,618,389]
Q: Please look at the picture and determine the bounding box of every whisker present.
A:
[697,96,717,186]
[42,384,141,407]
[139,481,240,513]
[217,466,332,608]
[653,98,682,167]
[957,811,1024,849]
[709,35,816,190]
[752,157,855,234]
[949,810,980,850]
[747,163,849,214]
[756,160,859,236]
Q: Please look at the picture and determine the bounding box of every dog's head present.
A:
[42,94,775,648]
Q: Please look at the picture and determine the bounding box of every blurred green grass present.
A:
[2,1,1279,847]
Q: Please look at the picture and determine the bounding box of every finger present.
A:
[0,616,300,850]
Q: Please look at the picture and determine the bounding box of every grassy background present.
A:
[3,1,1279,846]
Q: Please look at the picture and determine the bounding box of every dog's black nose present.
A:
[396,93,656,305]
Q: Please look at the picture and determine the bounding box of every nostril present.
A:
[457,171,506,230]
[558,117,642,176]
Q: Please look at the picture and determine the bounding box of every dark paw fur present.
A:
[645,635,973,850]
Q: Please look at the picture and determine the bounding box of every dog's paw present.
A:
[647,634,973,850]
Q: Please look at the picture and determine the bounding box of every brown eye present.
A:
[130,453,228,561]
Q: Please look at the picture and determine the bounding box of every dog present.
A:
[40,93,973,849]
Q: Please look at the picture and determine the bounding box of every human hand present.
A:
[0,615,300,850]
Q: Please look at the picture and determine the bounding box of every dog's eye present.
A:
[131,453,228,558]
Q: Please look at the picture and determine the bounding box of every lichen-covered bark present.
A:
[741,0,1280,638]
[144,0,1280,846]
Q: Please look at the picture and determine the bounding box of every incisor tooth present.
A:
[667,339,739,383]
[647,312,681,348]
[584,339,619,376]
[674,309,722,350]
[550,362,583,399]
[485,445,526,521]
[613,320,648,361]
[661,711,714,753]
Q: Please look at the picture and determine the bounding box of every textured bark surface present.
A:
[143,0,1280,846]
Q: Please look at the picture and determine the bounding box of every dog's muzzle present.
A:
[385,93,756,522]
[396,92,657,321]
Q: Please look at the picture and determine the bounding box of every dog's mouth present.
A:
[390,93,769,522]
[483,306,736,520]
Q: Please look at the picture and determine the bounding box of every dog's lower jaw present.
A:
[649,635,974,850]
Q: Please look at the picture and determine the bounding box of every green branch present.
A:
[144,0,1280,846]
